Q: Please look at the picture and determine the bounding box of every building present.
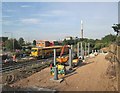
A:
[36,40,50,47]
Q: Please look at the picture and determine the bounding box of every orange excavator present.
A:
[57,45,79,66]
[56,45,69,63]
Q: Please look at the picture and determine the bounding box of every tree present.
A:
[94,43,102,50]
[101,34,116,44]
[33,40,36,46]
[18,37,25,46]
[1,37,8,42]
[5,39,21,51]
[112,24,120,36]
[5,39,13,51]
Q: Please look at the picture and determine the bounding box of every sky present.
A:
[2,2,118,42]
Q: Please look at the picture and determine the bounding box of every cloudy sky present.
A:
[2,2,118,41]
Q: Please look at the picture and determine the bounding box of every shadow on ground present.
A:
[62,61,94,79]
[2,85,56,93]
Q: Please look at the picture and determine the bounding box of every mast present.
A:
[81,20,83,39]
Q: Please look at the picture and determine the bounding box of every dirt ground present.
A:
[9,54,117,91]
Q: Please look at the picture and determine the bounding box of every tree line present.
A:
[2,37,31,51]
[63,23,120,50]
[2,23,120,51]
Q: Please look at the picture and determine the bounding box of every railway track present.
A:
[1,54,68,73]
[1,55,68,84]
[1,58,53,84]
[1,57,53,73]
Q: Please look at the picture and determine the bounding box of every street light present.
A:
[4,32,14,51]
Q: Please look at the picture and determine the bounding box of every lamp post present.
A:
[4,32,14,51]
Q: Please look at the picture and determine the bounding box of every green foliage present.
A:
[62,34,117,50]
[112,24,120,35]
[5,39,21,51]
[33,40,36,46]
[94,43,102,50]
[62,39,67,45]
[54,41,59,45]
[5,39,13,50]
[18,37,25,46]
[1,37,8,42]
[62,38,74,45]
[101,34,116,43]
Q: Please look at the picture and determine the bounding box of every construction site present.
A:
[1,20,120,92]
[1,2,120,93]
[1,45,120,92]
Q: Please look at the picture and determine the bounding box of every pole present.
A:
[53,49,58,80]
[77,42,80,58]
[12,33,14,52]
[81,42,83,60]
[85,43,86,56]
[88,43,90,55]
[54,49,56,66]
[69,45,72,70]
[92,50,94,54]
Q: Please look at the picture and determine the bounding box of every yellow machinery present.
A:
[72,58,79,67]
[50,45,80,76]
[56,56,69,63]
[50,45,69,76]
[50,64,66,76]
[50,56,68,76]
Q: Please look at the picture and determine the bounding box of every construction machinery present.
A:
[50,45,80,76]
[50,45,69,76]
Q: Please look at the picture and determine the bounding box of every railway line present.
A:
[1,57,53,73]
[1,57,54,84]
[1,53,68,73]
[1,54,68,84]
